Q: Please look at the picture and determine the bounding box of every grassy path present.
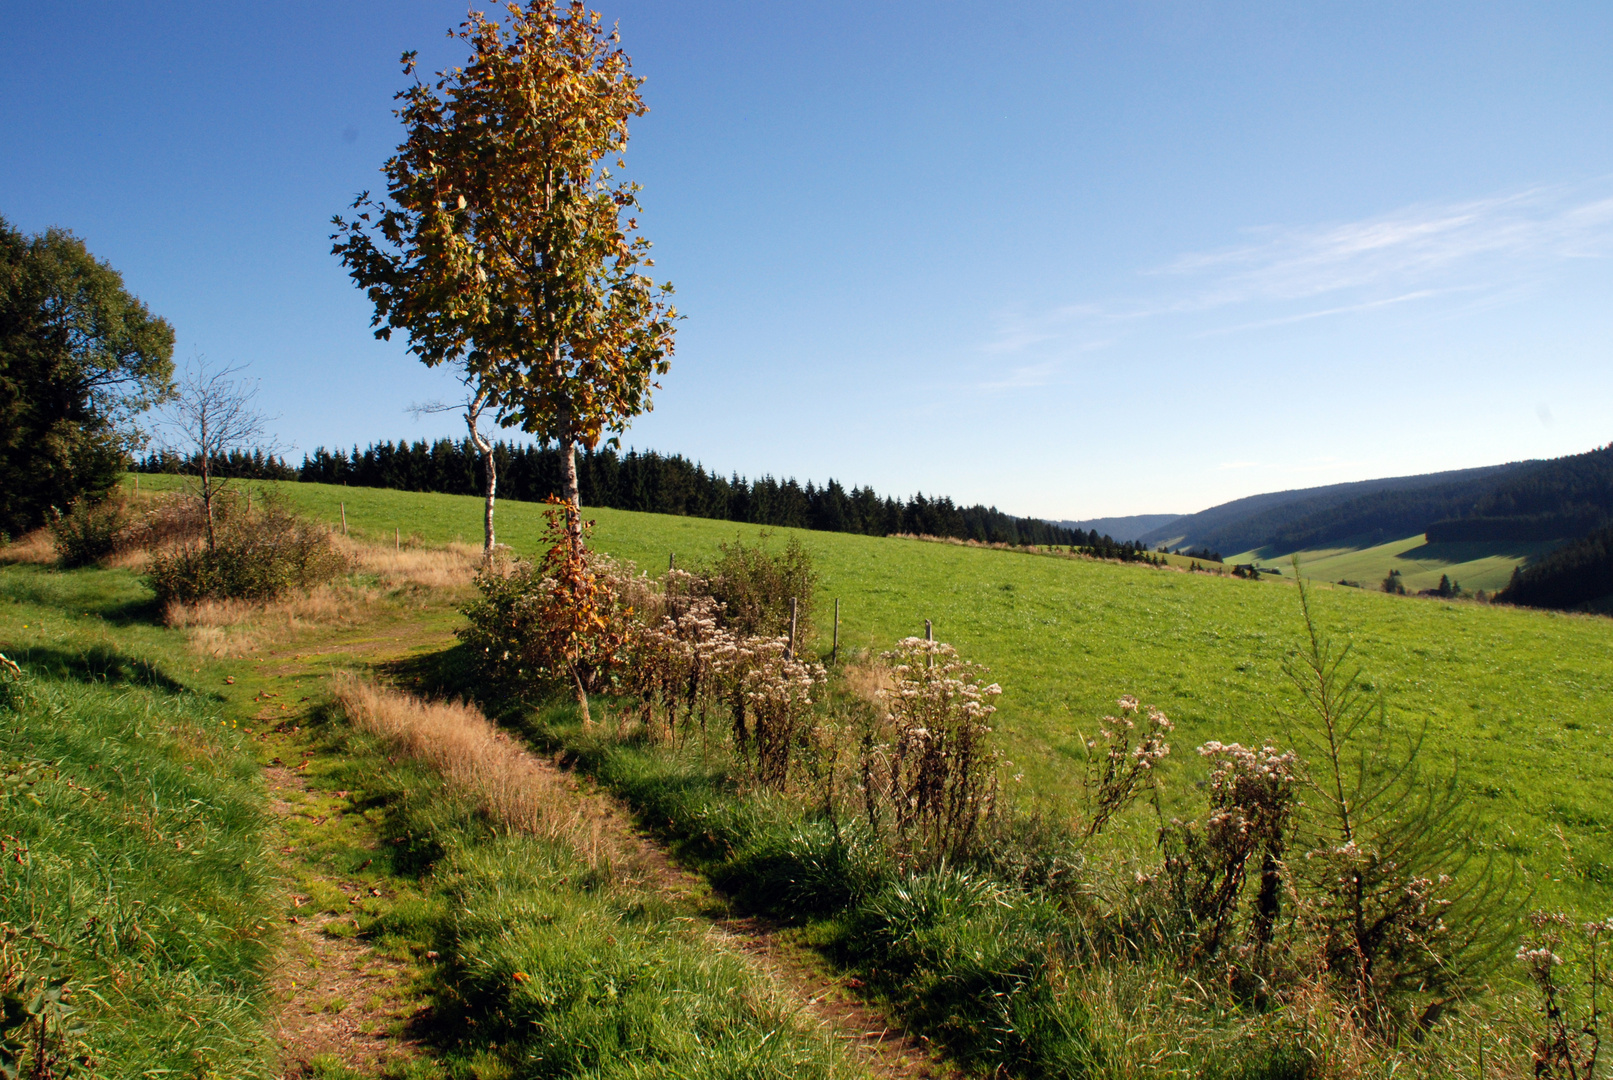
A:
[159,556,944,1078]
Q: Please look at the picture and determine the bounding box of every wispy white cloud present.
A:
[1155,183,1613,308]
[979,359,1064,390]
[982,179,1613,356]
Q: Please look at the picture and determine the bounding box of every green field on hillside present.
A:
[130,475,1613,913]
[1226,532,1559,593]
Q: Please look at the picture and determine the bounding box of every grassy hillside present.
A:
[1226,533,1559,593]
[0,567,276,1075]
[131,475,1613,916]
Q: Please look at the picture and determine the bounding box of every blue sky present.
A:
[4,2,1611,519]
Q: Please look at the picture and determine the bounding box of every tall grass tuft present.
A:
[0,654,274,1077]
[330,673,591,849]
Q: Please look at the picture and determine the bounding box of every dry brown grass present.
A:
[329,673,628,868]
[164,585,388,657]
[0,529,57,565]
[339,536,483,589]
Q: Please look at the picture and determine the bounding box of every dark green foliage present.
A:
[47,496,129,568]
[1154,442,1613,555]
[1497,524,1613,612]
[132,447,297,481]
[1071,534,1165,563]
[272,437,1086,545]
[0,217,174,537]
[146,499,347,603]
[707,534,817,640]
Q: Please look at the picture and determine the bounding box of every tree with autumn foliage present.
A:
[332,1,676,563]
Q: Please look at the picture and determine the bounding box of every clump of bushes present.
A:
[49,495,131,567]
[462,527,829,788]
[146,495,347,604]
[458,505,644,718]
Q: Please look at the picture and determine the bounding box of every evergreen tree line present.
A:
[1497,523,1613,613]
[133,439,1092,547]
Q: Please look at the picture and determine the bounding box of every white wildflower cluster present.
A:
[1081,695,1173,838]
[1197,741,1300,844]
[736,636,826,789]
[626,569,827,788]
[871,637,1003,865]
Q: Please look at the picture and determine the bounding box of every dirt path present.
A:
[262,758,429,1078]
[528,758,957,1080]
[239,605,953,1080]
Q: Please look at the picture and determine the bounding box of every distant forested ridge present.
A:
[132,440,1090,547]
[1139,443,1613,556]
[1424,444,1613,543]
[1497,524,1613,612]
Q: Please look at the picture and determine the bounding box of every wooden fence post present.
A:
[395,526,400,552]
[788,597,799,660]
[832,598,840,665]
[340,502,347,535]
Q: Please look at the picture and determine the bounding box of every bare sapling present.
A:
[411,387,500,562]
[160,358,273,552]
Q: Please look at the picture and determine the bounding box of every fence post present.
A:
[925,618,932,642]
[788,597,799,660]
[340,502,347,535]
[395,526,400,552]
[832,598,840,665]
[669,551,675,570]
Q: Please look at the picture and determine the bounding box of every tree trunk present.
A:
[201,456,216,552]
[481,446,496,559]
[465,392,496,564]
[560,434,581,551]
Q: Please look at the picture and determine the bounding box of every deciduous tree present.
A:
[0,217,174,537]
[332,0,676,562]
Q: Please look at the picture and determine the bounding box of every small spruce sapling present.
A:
[1283,558,1516,1034]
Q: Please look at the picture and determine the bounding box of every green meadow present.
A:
[1227,531,1558,593]
[131,475,1613,915]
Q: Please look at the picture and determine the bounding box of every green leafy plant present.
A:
[706,535,816,642]
[0,932,90,1080]
[47,497,128,569]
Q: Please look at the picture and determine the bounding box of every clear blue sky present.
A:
[4,2,1611,519]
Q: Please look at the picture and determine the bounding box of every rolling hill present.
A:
[1056,513,1183,541]
[1140,444,1613,604]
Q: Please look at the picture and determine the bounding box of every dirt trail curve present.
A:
[246,615,955,1080]
[568,770,958,1080]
